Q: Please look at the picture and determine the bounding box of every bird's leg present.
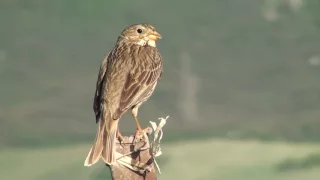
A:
[132,106,143,137]
[132,105,151,139]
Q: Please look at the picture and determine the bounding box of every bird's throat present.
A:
[135,39,156,47]
[147,40,156,47]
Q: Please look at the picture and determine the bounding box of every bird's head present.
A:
[119,24,162,47]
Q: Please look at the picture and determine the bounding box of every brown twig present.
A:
[107,116,168,180]
[108,133,157,180]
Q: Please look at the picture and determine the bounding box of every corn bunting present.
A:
[84,24,163,166]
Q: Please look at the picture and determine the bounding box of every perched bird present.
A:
[84,24,163,166]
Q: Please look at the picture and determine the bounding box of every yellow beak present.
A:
[148,31,162,41]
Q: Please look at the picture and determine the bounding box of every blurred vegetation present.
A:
[1,139,320,180]
[276,153,320,172]
[1,0,320,148]
[1,1,320,179]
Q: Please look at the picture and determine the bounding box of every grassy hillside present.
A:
[1,0,320,147]
[1,1,320,179]
[1,139,320,180]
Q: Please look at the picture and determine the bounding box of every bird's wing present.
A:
[93,53,110,123]
[113,56,162,119]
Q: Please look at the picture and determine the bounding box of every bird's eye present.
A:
[137,29,143,34]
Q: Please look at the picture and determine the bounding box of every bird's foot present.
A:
[117,130,124,145]
[134,126,152,140]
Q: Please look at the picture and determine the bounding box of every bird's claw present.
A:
[134,126,152,139]
[117,131,125,146]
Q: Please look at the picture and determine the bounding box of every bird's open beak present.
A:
[148,31,162,41]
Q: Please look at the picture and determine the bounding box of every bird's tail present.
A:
[84,113,118,166]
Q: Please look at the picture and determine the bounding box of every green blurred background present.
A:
[1,0,320,179]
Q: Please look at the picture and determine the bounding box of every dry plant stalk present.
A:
[109,116,168,180]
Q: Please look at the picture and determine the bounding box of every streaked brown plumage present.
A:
[84,24,163,166]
